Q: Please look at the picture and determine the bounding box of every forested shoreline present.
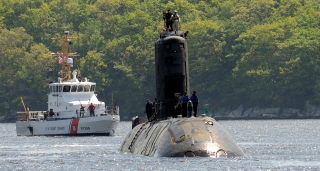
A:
[1,0,320,118]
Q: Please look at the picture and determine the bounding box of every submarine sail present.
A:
[155,32,189,119]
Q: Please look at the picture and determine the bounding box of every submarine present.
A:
[119,30,244,157]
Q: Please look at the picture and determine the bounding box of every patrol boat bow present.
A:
[16,29,120,136]
[119,30,244,157]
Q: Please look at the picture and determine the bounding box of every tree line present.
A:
[1,0,320,118]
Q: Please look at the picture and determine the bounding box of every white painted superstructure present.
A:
[47,72,106,119]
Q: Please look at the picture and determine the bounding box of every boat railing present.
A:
[103,106,119,115]
[17,111,47,121]
[17,111,29,121]
[17,107,118,121]
[161,31,185,38]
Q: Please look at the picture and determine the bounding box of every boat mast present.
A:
[51,28,79,82]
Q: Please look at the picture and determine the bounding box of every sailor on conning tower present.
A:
[171,10,180,31]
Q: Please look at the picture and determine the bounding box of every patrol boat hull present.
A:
[119,115,244,157]
[15,28,121,136]
[16,115,119,136]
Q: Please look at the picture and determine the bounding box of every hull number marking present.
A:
[81,127,90,130]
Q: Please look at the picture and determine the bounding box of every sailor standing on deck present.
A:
[88,103,96,117]
[49,109,54,118]
[171,10,180,31]
[173,93,180,118]
[190,91,199,117]
[182,91,189,117]
[178,93,183,115]
[145,99,153,119]
[152,98,157,114]
[166,9,173,31]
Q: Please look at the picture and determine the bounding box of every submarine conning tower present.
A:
[155,31,189,119]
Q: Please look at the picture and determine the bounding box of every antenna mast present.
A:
[51,28,79,82]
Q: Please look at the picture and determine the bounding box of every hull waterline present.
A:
[16,115,119,136]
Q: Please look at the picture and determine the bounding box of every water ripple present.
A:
[0,120,320,170]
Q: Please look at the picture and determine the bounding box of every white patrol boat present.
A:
[16,29,120,136]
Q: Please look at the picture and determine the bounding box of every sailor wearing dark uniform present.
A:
[160,28,166,38]
[178,93,183,116]
[145,99,153,119]
[171,10,180,31]
[152,98,157,114]
[182,91,189,117]
[166,9,173,31]
[184,31,189,39]
[190,91,199,117]
[49,109,54,117]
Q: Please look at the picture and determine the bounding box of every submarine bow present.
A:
[120,115,244,157]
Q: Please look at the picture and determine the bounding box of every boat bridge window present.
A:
[90,85,95,92]
[59,85,63,92]
[52,86,56,93]
[63,85,71,92]
[55,86,58,92]
[50,86,53,93]
[71,85,77,92]
[77,85,83,92]
[84,85,90,92]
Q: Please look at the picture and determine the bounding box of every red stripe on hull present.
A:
[70,118,80,134]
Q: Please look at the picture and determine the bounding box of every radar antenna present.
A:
[51,29,79,82]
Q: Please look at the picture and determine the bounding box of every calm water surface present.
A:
[0,120,320,170]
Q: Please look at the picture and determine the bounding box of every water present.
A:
[1,120,320,170]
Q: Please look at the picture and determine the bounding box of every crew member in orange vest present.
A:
[88,103,96,117]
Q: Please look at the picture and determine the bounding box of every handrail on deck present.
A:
[17,111,29,121]
[17,111,48,121]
